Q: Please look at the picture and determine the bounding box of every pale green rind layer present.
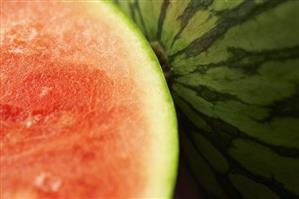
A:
[115,0,299,198]
[93,1,178,199]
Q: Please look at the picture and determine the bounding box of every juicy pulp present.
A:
[0,1,178,199]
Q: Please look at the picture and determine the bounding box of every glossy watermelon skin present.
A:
[113,0,299,198]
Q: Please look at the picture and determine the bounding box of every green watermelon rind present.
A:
[114,0,299,199]
[101,2,179,199]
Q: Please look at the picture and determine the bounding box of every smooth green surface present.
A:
[114,0,299,198]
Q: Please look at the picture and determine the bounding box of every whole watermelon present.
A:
[113,0,299,198]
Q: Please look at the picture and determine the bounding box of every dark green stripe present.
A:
[177,98,299,198]
[169,0,286,60]
[133,0,149,38]
[261,89,299,122]
[173,88,299,158]
[156,0,170,40]
[176,82,245,105]
[128,2,137,23]
[170,0,214,48]
[192,45,299,75]
[174,81,287,125]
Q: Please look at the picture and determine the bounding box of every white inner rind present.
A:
[87,2,178,199]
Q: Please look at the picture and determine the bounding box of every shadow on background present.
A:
[174,148,205,199]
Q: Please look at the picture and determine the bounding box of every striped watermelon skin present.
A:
[113,0,299,198]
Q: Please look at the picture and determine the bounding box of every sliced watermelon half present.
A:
[0,1,178,199]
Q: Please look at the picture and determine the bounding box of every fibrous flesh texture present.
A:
[0,2,158,198]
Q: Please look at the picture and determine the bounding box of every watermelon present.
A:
[114,0,299,198]
[0,1,178,199]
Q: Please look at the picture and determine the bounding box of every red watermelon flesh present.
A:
[0,1,176,199]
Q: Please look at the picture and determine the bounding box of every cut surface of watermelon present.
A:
[0,1,178,199]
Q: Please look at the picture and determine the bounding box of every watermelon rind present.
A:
[113,0,299,198]
[97,2,179,198]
